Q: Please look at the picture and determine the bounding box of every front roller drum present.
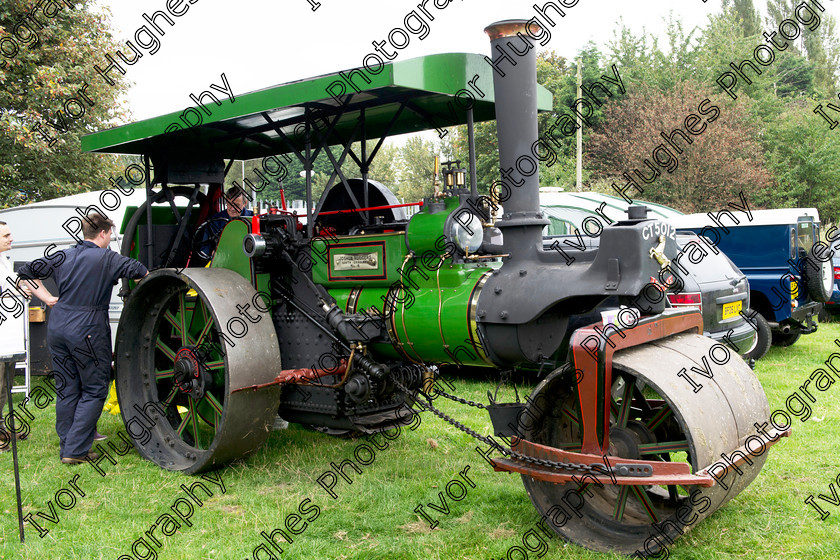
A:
[115,268,283,473]
[520,334,773,555]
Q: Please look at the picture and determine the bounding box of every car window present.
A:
[545,217,576,236]
[796,219,815,252]
[675,234,740,284]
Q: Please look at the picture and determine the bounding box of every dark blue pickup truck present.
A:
[670,208,835,353]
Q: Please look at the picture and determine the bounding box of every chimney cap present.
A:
[627,205,649,220]
[484,19,538,40]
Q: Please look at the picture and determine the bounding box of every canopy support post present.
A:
[467,107,478,197]
[361,107,369,225]
[144,155,155,268]
[305,113,313,238]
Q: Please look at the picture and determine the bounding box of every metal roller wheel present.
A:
[520,333,771,555]
[115,268,282,473]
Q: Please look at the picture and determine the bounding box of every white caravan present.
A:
[0,190,148,374]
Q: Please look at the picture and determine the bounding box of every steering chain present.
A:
[393,378,615,478]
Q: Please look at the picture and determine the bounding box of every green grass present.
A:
[2,324,840,559]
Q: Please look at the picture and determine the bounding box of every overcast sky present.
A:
[98,0,838,123]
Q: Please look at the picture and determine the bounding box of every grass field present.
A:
[2,322,840,560]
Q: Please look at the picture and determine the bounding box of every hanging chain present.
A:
[396,379,613,477]
[432,385,487,409]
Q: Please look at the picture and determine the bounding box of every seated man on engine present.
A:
[196,186,254,261]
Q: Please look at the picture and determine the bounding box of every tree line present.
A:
[442,1,840,222]
[2,1,838,224]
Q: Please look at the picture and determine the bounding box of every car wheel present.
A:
[771,330,801,347]
[744,308,771,361]
[805,256,833,302]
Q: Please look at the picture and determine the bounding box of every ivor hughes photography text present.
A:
[0,1,839,559]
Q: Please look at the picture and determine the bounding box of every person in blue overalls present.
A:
[19,212,148,464]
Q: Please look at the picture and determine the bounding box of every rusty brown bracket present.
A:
[571,308,704,455]
[231,359,348,394]
[492,438,716,487]
[494,426,792,487]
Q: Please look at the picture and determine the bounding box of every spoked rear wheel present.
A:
[521,334,771,555]
[115,268,282,473]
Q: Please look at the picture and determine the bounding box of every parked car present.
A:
[539,191,758,359]
[670,208,833,350]
[540,188,683,234]
[820,246,840,320]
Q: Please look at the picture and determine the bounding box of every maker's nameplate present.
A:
[333,252,379,271]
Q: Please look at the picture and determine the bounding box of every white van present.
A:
[0,189,148,374]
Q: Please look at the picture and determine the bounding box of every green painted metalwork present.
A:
[317,196,502,365]
[81,53,552,158]
[325,256,495,366]
[405,197,459,254]
[387,264,494,366]
[311,232,408,287]
[211,220,253,282]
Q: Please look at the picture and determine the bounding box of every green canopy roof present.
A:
[82,52,553,160]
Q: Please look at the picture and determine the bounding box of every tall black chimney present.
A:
[484,20,549,262]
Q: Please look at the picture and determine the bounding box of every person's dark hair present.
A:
[226,186,246,200]
[81,212,115,240]
[224,185,252,213]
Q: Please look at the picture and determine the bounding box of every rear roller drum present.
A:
[115,268,283,473]
[520,333,771,555]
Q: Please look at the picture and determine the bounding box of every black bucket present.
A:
[487,402,527,437]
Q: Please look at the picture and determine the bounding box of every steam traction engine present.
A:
[82,20,785,555]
